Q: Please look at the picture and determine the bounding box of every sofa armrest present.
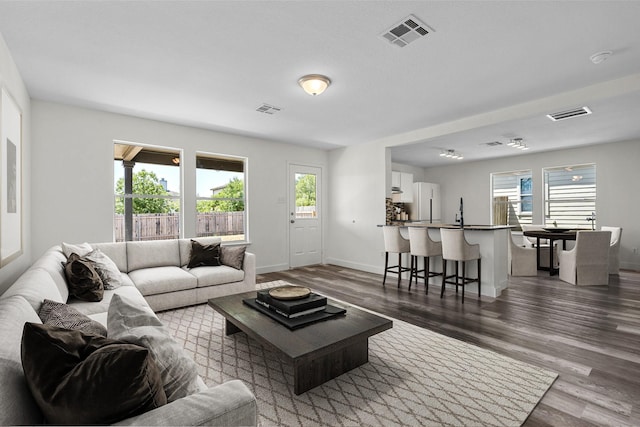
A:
[113,380,257,426]
[242,252,256,287]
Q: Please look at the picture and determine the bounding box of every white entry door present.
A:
[289,164,322,268]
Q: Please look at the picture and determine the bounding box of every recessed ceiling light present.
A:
[590,50,612,64]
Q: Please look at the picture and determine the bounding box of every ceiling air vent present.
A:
[546,106,592,121]
[381,14,434,48]
[483,141,503,147]
[256,103,282,115]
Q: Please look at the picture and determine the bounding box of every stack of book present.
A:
[256,289,327,319]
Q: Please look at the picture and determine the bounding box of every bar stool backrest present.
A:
[408,227,442,257]
[441,228,480,261]
[382,226,410,254]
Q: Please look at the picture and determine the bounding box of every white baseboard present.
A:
[324,257,383,275]
[256,263,289,275]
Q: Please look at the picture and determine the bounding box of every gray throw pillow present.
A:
[221,245,247,270]
[84,249,122,290]
[38,299,107,337]
[107,294,200,402]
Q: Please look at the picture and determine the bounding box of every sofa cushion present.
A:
[0,296,45,426]
[69,286,151,318]
[107,295,200,402]
[61,241,93,258]
[21,322,167,425]
[63,253,104,302]
[127,240,180,271]
[31,247,70,302]
[220,245,247,270]
[187,265,245,288]
[187,239,221,268]
[0,268,64,312]
[92,241,128,272]
[38,299,107,337]
[85,248,122,289]
[129,266,197,296]
[179,236,222,267]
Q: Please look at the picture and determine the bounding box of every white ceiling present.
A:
[1,1,639,167]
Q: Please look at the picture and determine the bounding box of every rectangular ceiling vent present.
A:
[546,106,592,121]
[483,141,503,147]
[381,14,434,48]
[256,103,282,115]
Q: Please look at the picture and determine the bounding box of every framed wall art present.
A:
[1,87,23,267]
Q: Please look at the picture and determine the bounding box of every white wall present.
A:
[0,34,31,294]
[30,100,328,274]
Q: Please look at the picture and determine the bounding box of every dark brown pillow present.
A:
[187,239,221,268]
[220,245,247,270]
[63,253,104,301]
[38,299,107,337]
[21,323,167,425]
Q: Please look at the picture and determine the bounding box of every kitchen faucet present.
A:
[455,197,464,228]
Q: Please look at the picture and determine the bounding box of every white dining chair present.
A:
[558,230,611,286]
[508,229,538,276]
[600,226,622,274]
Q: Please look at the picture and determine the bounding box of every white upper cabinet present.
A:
[391,171,413,203]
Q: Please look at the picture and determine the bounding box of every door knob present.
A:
[290,220,295,223]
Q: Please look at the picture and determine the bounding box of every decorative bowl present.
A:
[268,286,311,300]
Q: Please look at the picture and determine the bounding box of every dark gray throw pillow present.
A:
[62,253,104,301]
[84,249,122,290]
[21,323,167,425]
[187,239,221,268]
[220,245,247,270]
[38,299,107,337]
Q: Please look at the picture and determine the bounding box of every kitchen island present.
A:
[383,222,511,298]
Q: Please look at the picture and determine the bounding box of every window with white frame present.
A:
[491,170,532,228]
[113,143,181,242]
[195,153,247,242]
[543,163,596,228]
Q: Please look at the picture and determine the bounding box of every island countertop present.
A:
[381,222,512,231]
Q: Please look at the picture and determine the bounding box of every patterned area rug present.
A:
[158,281,557,426]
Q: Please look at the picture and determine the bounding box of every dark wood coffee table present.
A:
[208,290,393,395]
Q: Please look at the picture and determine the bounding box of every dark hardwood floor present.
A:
[257,265,640,427]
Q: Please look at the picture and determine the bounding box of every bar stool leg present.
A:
[478,259,481,299]
[424,256,429,294]
[462,261,466,304]
[408,255,414,290]
[441,259,447,298]
[397,253,402,288]
[455,261,459,294]
[383,252,389,286]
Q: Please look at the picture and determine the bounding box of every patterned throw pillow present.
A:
[21,323,167,425]
[62,253,104,302]
[61,242,93,258]
[38,299,107,337]
[220,245,247,270]
[84,249,122,290]
[187,239,221,268]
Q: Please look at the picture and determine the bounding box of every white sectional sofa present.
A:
[0,236,258,426]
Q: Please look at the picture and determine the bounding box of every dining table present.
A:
[522,229,584,275]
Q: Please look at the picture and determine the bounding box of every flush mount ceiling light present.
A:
[298,74,331,96]
[507,138,529,150]
[439,149,463,160]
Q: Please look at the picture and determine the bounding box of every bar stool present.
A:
[407,227,442,294]
[382,226,411,287]
[440,228,481,304]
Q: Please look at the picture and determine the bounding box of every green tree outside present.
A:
[197,177,245,212]
[115,169,178,214]
[295,173,316,207]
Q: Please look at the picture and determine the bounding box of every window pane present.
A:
[295,173,317,219]
[114,143,181,242]
[196,154,246,242]
[544,164,596,228]
[491,170,532,227]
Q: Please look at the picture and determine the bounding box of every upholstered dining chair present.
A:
[600,226,622,274]
[440,228,480,304]
[521,224,557,268]
[407,227,442,294]
[508,229,537,276]
[558,230,611,286]
[382,226,411,287]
